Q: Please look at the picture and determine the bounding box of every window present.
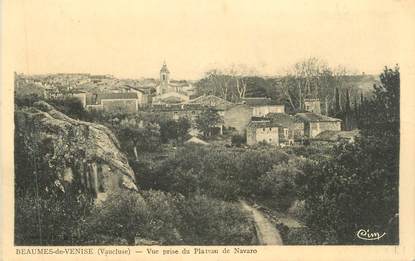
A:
[263,128,266,131]
[162,75,166,81]
[269,128,272,131]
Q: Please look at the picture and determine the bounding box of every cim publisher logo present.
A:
[356,229,386,241]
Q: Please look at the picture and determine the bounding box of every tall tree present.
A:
[297,65,400,244]
[195,109,222,137]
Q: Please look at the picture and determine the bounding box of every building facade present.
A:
[295,112,342,138]
[241,97,285,116]
[246,120,280,146]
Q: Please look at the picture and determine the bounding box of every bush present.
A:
[15,192,93,245]
[84,190,182,245]
[231,134,246,146]
[82,190,255,245]
[258,159,302,211]
[177,194,256,245]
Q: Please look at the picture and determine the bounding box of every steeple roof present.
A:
[160,61,170,73]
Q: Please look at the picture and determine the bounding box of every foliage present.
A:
[231,133,246,146]
[296,66,399,244]
[82,191,255,245]
[195,109,222,137]
[134,145,290,201]
[84,190,183,245]
[177,194,256,245]
[47,97,87,120]
[159,117,191,143]
[117,123,161,156]
[258,159,304,211]
[15,192,93,245]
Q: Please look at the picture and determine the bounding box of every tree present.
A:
[117,123,161,158]
[296,65,400,244]
[159,117,191,143]
[195,109,222,137]
[195,69,233,100]
[177,117,191,142]
[47,97,87,120]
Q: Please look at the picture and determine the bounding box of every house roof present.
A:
[248,120,282,128]
[86,92,138,105]
[266,113,303,126]
[241,97,282,106]
[295,112,342,123]
[151,103,205,111]
[186,95,234,110]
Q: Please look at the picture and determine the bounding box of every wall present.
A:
[247,126,279,145]
[304,100,321,114]
[246,127,256,145]
[224,105,253,134]
[252,105,284,116]
[101,99,138,113]
[293,122,305,139]
[255,127,279,145]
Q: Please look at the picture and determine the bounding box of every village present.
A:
[15,61,358,148]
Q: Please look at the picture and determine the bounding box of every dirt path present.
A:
[240,200,283,245]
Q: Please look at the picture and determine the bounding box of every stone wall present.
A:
[247,126,279,145]
[224,105,253,134]
[102,99,138,113]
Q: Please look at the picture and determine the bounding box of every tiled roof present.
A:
[98,92,138,101]
[266,113,303,126]
[151,103,205,111]
[186,95,234,110]
[86,92,138,105]
[295,112,342,122]
[241,97,281,106]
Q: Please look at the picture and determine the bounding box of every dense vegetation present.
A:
[295,66,399,244]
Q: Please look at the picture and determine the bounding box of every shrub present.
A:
[258,159,304,211]
[177,194,255,245]
[84,190,182,245]
[231,134,246,146]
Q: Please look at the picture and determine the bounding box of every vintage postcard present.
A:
[1,0,415,260]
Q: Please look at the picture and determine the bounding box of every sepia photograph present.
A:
[2,0,415,258]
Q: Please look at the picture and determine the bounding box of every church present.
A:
[152,62,190,104]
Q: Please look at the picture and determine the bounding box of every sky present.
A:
[9,0,410,80]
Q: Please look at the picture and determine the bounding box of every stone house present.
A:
[266,113,305,143]
[246,119,281,146]
[295,112,342,138]
[223,98,285,134]
[241,97,285,116]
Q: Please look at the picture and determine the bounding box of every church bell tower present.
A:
[158,61,170,95]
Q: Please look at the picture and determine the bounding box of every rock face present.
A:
[15,101,138,198]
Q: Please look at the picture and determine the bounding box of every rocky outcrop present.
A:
[15,101,138,198]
